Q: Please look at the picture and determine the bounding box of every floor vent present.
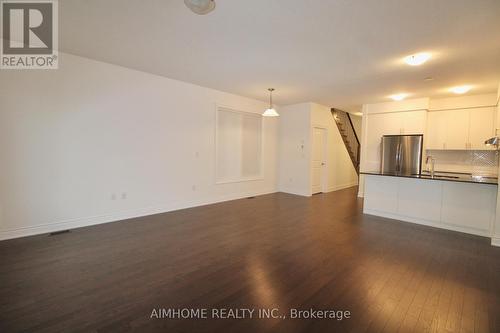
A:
[49,230,70,236]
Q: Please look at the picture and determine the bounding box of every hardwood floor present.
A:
[1,187,499,332]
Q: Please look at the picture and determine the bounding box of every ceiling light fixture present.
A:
[449,85,472,94]
[390,93,408,101]
[184,0,216,15]
[263,88,279,117]
[404,53,431,66]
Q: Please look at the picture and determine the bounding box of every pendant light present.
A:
[262,88,279,117]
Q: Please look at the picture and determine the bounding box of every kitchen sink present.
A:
[413,172,460,179]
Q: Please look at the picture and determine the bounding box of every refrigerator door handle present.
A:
[396,142,401,172]
[398,142,403,172]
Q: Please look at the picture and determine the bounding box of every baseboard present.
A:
[491,237,500,247]
[363,208,491,238]
[278,188,311,197]
[0,189,277,241]
[324,182,358,193]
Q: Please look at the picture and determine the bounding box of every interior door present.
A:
[311,127,327,194]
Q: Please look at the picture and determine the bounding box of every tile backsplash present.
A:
[425,150,499,176]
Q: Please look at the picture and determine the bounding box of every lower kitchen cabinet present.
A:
[363,175,497,236]
[441,182,496,232]
[397,178,442,222]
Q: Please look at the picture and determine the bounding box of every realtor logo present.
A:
[1,0,58,69]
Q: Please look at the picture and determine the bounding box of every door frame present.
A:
[311,126,328,194]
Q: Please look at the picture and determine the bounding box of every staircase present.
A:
[331,108,360,174]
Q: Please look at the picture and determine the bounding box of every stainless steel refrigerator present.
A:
[381,135,423,175]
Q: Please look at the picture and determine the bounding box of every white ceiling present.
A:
[60,0,500,111]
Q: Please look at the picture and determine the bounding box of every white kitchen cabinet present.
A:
[367,110,427,136]
[368,112,402,135]
[444,109,470,150]
[426,107,496,150]
[398,178,442,222]
[469,107,496,150]
[441,182,496,233]
[363,175,497,237]
[426,111,447,149]
[363,175,399,214]
[401,110,427,135]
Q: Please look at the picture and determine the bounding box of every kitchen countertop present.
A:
[361,171,498,185]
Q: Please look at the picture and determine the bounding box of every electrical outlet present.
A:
[121,192,127,200]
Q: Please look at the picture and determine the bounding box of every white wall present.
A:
[278,103,358,196]
[0,52,278,240]
[349,114,362,141]
[311,103,359,192]
[493,82,500,246]
[278,103,311,196]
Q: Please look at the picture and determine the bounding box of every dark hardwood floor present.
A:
[1,187,500,332]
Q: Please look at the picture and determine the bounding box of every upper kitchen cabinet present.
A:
[426,107,496,150]
[426,111,447,149]
[401,110,427,135]
[469,107,496,150]
[367,110,427,136]
[442,109,469,150]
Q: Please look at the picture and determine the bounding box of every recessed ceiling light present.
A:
[423,77,434,81]
[404,53,431,66]
[449,85,472,94]
[390,93,408,101]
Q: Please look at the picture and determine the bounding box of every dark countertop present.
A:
[361,171,498,185]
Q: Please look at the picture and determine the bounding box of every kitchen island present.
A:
[362,171,498,237]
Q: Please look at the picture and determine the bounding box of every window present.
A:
[216,106,262,183]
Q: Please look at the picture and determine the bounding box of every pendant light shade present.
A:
[184,0,216,15]
[262,88,279,117]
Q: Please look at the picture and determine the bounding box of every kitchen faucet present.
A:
[426,156,435,177]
